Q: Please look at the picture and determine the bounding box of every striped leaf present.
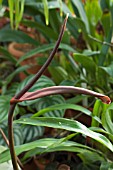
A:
[0,95,19,123]
[5,83,19,97]
[20,114,44,143]
[0,122,23,146]
[16,75,55,106]
[35,95,65,117]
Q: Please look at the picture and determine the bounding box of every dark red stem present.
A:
[8,15,68,170]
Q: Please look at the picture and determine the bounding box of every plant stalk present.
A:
[8,14,68,170]
[8,104,19,170]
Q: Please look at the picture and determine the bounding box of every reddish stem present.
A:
[8,15,68,170]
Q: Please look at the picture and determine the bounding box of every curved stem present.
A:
[8,15,68,170]
[14,14,68,100]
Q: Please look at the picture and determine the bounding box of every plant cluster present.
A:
[0,0,113,170]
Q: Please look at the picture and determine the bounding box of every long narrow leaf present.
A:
[8,0,14,29]
[16,43,75,65]
[14,117,113,152]
[0,46,17,64]
[18,0,25,24]
[0,138,104,163]
[0,29,38,45]
[91,100,102,127]
[32,103,101,123]
[43,0,49,25]
[15,0,20,29]
[4,65,30,85]
[71,0,89,33]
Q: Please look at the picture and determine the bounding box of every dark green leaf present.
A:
[0,46,16,64]
[4,65,30,85]
[71,0,89,33]
[0,29,38,45]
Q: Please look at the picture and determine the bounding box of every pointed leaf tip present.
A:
[99,96,111,104]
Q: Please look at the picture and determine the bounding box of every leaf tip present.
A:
[99,96,111,104]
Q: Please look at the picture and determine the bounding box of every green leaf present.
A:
[16,43,75,65]
[20,114,44,143]
[96,67,109,90]
[0,145,21,170]
[100,0,110,11]
[98,3,113,66]
[101,11,111,37]
[0,46,16,64]
[49,8,61,33]
[71,0,89,33]
[90,126,113,140]
[67,17,80,39]
[85,0,102,26]
[0,138,102,163]
[100,161,113,170]
[0,123,23,146]
[73,54,96,77]
[101,103,113,136]
[48,66,68,84]
[98,27,112,66]
[82,50,100,56]
[100,63,113,77]
[14,117,113,152]
[8,0,14,29]
[0,29,38,45]
[66,95,88,104]
[22,20,58,40]
[4,65,30,85]
[5,83,19,97]
[91,100,102,127]
[16,75,55,106]
[78,151,104,164]
[25,1,72,16]
[34,95,65,117]
[15,0,25,29]
[33,103,101,123]
[0,96,19,123]
[43,0,49,25]
[60,80,76,86]
[0,146,6,154]
[57,0,63,16]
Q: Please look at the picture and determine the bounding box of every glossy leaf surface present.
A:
[14,117,113,152]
